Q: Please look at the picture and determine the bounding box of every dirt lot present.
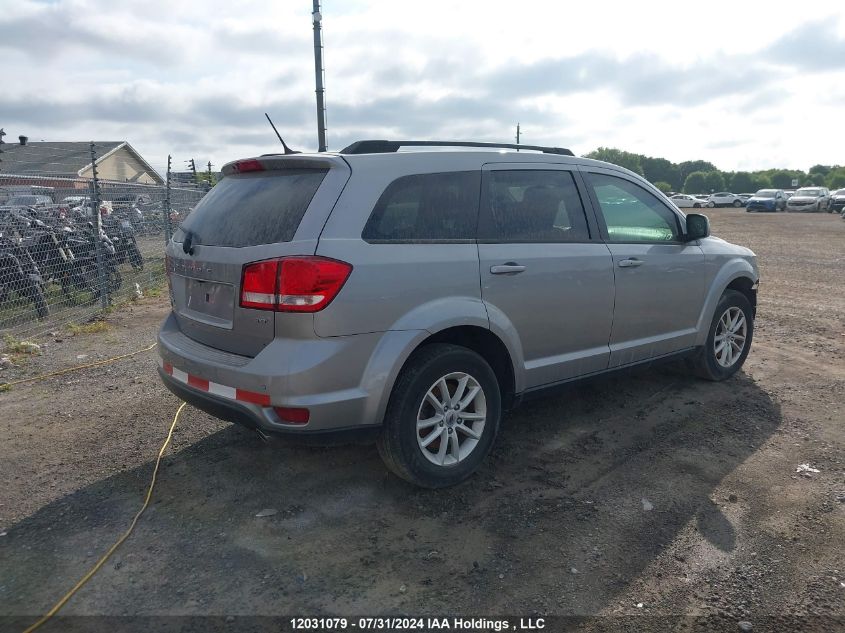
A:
[1,209,843,632]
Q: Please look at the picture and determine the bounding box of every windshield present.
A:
[754,190,776,198]
[834,189,845,196]
[796,188,820,196]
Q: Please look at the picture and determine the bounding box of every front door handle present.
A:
[618,258,644,268]
[490,263,526,275]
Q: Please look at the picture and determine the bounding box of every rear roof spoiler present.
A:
[340,140,574,156]
[221,154,342,176]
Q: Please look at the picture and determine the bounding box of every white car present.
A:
[707,192,744,208]
[669,194,710,209]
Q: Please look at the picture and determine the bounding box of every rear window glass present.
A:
[362,171,480,242]
[174,170,327,247]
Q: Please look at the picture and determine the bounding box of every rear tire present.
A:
[733,199,742,207]
[377,343,501,488]
[689,290,754,381]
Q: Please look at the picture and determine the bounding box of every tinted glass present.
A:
[480,170,589,242]
[175,170,326,247]
[362,171,479,241]
[587,173,680,242]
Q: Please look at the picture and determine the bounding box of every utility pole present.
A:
[515,123,520,145]
[164,154,172,243]
[206,161,214,190]
[312,0,327,152]
[0,128,5,170]
[186,158,197,182]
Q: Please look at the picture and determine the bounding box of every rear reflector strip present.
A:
[160,359,270,407]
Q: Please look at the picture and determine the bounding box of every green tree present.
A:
[683,171,708,194]
[653,181,672,193]
[585,148,644,175]
[730,171,755,193]
[770,170,795,189]
[641,156,681,190]
[808,164,831,178]
[825,169,845,189]
[678,160,718,185]
[749,173,771,191]
[703,171,725,192]
[750,172,772,192]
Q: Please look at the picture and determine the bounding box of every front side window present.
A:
[362,171,480,242]
[479,170,590,242]
[586,173,680,242]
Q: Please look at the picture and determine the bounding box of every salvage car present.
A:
[158,140,759,487]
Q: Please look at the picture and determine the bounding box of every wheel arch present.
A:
[421,325,517,411]
[694,262,758,346]
[367,324,519,430]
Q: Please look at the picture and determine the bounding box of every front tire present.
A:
[689,290,754,381]
[733,199,742,207]
[377,343,501,488]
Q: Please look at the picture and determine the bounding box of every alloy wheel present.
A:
[714,307,747,368]
[416,372,487,467]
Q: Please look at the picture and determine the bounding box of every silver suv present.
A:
[158,140,759,488]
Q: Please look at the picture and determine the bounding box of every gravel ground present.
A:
[0,208,843,633]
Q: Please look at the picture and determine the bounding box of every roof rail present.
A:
[340,140,574,157]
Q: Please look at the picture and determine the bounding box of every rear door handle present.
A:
[490,263,526,275]
[618,258,644,268]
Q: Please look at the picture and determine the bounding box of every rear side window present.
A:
[175,170,327,247]
[479,170,590,242]
[362,171,480,242]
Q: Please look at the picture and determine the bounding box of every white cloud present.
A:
[2,0,844,174]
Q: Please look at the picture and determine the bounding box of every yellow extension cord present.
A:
[1,341,185,633]
[1,341,158,389]
[22,401,187,633]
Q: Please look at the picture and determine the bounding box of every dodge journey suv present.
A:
[158,140,759,488]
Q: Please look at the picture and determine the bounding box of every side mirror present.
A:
[685,213,710,241]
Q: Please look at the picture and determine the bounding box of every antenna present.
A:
[264,113,300,155]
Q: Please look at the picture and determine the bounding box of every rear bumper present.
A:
[156,312,423,433]
[158,367,379,442]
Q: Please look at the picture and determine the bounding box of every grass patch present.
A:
[68,319,110,335]
[3,335,42,355]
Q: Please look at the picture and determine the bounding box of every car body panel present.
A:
[786,187,830,212]
[745,189,785,212]
[158,148,759,435]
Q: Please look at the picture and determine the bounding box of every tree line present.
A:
[584,147,845,194]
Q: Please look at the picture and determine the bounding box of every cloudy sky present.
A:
[2,0,844,176]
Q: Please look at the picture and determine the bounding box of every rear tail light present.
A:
[239,256,352,312]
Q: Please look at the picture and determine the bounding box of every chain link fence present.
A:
[0,143,209,340]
